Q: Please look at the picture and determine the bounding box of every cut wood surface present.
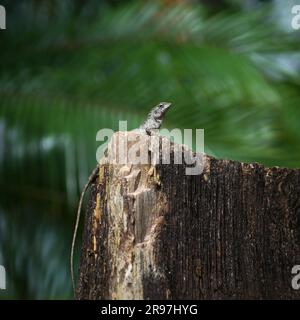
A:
[77,131,300,299]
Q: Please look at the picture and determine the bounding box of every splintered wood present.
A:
[77,131,300,299]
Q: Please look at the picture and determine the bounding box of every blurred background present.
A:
[0,0,300,299]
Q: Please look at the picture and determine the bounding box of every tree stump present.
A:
[77,131,300,299]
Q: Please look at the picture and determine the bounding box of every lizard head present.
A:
[150,102,172,129]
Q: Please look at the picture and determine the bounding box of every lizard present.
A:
[70,102,172,298]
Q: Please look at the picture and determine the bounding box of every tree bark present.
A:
[77,131,300,299]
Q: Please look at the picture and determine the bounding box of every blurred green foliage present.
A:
[0,0,300,299]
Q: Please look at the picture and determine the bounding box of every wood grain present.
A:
[77,132,300,299]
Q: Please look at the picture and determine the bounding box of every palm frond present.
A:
[1,0,300,299]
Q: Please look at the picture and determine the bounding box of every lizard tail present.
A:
[70,166,98,299]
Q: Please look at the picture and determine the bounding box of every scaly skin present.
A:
[70,102,172,298]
